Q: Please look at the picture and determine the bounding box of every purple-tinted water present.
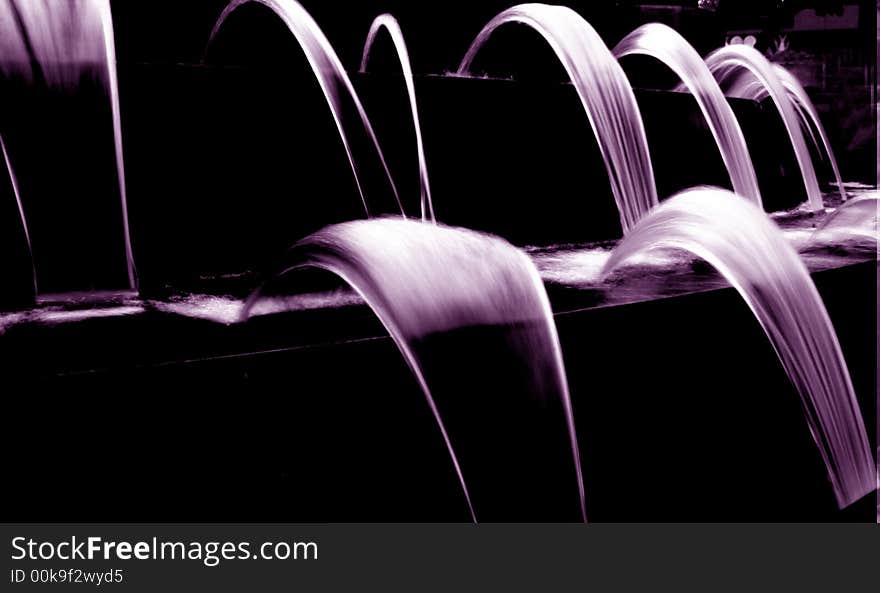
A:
[725,63,846,202]
[705,45,823,212]
[601,187,875,508]
[3,188,873,326]
[240,218,587,522]
[613,23,762,207]
[0,0,136,290]
[360,14,435,222]
[457,3,657,233]
[208,0,404,216]
[0,133,34,292]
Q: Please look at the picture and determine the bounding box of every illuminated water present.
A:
[457,3,657,233]
[725,63,845,202]
[240,218,586,521]
[0,133,34,293]
[208,0,404,216]
[0,0,136,289]
[705,45,823,212]
[0,2,875,518]
[360,14,435,221]
[3,188,873,324]
[613,23,762,206]
[601,187,875,508]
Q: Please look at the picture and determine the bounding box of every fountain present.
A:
[723,63,846,201]
[457,3,657,233]
[613,23,762,207]
[704,45,823,212]
[207,0,404,217]
[241,217,586,522]
[811,194,878,244]
[602,187,875,508]
[360,14,435,222]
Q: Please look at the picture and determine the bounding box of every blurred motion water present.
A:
[241,217,586,521]
[602,187,875,508]
[458,3,657,233]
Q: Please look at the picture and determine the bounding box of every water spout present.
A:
[602,187,875,508]
[208,0,404,217]
[0,0,137,290]
[241,218,587,521]
[725,63,846,202]
[705,45,823,211]
[613,24,762,207]
[457,3,657,233]
[360,14,435,222]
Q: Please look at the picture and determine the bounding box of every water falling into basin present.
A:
[457,3,657,233]
[207,0,404,217]
[241,217,586,522]
[602,187,875,508]
[360,14,435,222]
[725,63,845,202]
[613,23,762,207]
[704,45,823,212]
[0,0,136,291]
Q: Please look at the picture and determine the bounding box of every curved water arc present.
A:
[457,3,657,233]
[602,187,875,508]
[242,259,475,522]
[98,0,137,290]
[613,23,762,207]
[207,0,404,217]
[725,64,845,202]
[705,45,823,211]
[0,0,138,291]
[360,14,436,222]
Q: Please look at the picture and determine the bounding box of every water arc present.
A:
[0,0,137,291]
[602,187,875,508]
[705,45,823,212]
[241,218,587,522]
[207,0,404,217]
[360,14,436,222]
[810,194,878,245]
[457,3,657,233]
[725,64,846,202]
[613,23,762,207]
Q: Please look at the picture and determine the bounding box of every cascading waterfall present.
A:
[241,218,586,522]
[0,0,137,290]
[613,23,762,207]
[602,187,875,508]
[705,45,823,212]
[208,0,404,217]
[457,3,657,233]
[360,14,436,222]
[725,63,846,202]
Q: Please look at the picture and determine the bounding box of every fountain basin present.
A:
[0,256,873,522]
